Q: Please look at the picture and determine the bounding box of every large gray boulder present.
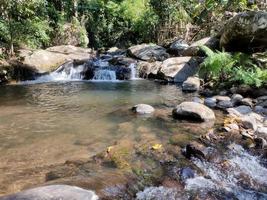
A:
[0,185,98,200]
[128,44,169,62]
[181,37,219,57]
[220,11,267,52]
[137,61,162,79]
[172,102,215,122]
[158,57,199,82]
[18,45,93,73]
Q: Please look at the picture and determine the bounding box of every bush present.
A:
[200,46,267,88]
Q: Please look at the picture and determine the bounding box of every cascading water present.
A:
[93,69,116,81]
[185,144,267,200]
[129,63,137,80]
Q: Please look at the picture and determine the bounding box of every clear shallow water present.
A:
[0,80,197,195]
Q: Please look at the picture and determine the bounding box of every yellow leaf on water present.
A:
[152,144,162,150]
[107,146,113,153]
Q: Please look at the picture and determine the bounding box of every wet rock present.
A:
[168,39,189,56]
[254,137,267,149]
[220,11,267,52]
[240,115,258,131]
[180,167,195,181]
[0,185,99,200]
[227,106,252,117]
[254,106,267,115]
[158,57,199,82]
[240,98,254,107]
[183,141,207,159]
[241,129,255,140]
[182,77,200,92]
[217,100,233,109]
[136,186,183,200]
[257,100,267,108]
[172,102,215,122]
[231,94,244,106]
[204,97,217,108]
[181,37,219,57]
[257,127,267,135]
[132,104,155,114]
[128,44,169,62]
[224,123,240,133]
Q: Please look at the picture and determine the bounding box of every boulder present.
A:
[172,102,215,122]
[158,57,199,82]
[220,11,267,52]
[137,61,162,79]
[182,77,200,92]
[132,104,155,114]
[181,37,219,56]
[257,127,267,135]
[18,45,93,73]
[127,44,169,62]
[0,185,98,200]
[168,39,189,55]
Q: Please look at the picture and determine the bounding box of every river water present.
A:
[0,80,196,195]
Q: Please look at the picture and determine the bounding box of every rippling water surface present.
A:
[0,80,196,195]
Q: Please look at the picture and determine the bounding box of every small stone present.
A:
[132,104,155,114]
[217,100,233,109]
[182,77,200,92]
[231,94,243,106]
[183,141,207,159]
[240,116,258,131]
[241,98,253,107]
[241,129,255,139]
[204,97,217,108]
[224,123,239,132]
[180,167,195,181]
[214,95,231,102]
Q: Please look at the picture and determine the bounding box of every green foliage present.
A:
[200,46,267,88]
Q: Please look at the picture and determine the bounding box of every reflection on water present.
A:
[0,80,196,195]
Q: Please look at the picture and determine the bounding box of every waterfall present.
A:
[93,69,116,81]
[129,63,137,80]
[36,63,86,82]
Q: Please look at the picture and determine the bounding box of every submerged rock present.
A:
[180,167,195,181]
[0,185,99,200]
[182,77,200,92]
[172,102,215,122]
[128,44,169,62]
[132,104,155,114]
[136,186,183,200]
[220,11,267,52]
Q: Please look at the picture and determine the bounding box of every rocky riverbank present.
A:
[0,10,266,200]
